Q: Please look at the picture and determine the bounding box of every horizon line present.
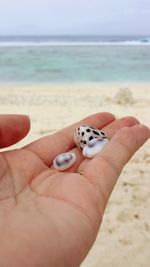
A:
[0,34,150,37]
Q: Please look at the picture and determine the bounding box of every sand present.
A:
[0,83,149,267]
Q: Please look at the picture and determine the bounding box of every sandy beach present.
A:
[0,83,149,267]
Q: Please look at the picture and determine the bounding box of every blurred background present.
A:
[0,1,150,267]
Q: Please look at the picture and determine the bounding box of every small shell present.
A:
[74,125,106,150]
[53,152,76,171]
[82,138,109,158]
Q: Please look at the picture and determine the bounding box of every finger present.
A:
[25,112,115,165]
[51,116,140,173]
[102,116,140,139]
[0,114,30,148]
[81,124,150,207]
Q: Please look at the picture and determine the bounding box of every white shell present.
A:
[74,125,106,150]
[53,152,76,171]
[82,138,109,158]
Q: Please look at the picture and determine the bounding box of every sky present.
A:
[0,0,150,35]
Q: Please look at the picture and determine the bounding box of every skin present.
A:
[0,113,149,267]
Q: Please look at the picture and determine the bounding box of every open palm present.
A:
[0,113,149,267]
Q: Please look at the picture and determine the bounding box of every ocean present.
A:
[0,35,150,83]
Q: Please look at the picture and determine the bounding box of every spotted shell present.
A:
[74,125,106,150]
[53,152,76,171]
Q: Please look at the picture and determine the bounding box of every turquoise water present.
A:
[0,36,150,83]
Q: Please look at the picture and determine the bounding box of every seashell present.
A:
[82,138,109,158]
[74,125,106,150]
[53,152,76,171]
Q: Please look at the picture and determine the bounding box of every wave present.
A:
[0,41,150,47]
[0,37,150,47]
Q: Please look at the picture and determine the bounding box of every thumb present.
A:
[0,114,30,148]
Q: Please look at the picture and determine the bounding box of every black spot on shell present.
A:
[86,128,91,133]
[89,136,94,141]
[81,132,85,137]
[101,131,106,136]
[80,146,83,150]
[83,141,87,144]
[93,130,100,136]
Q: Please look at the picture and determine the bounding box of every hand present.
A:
[0,113,149,267]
